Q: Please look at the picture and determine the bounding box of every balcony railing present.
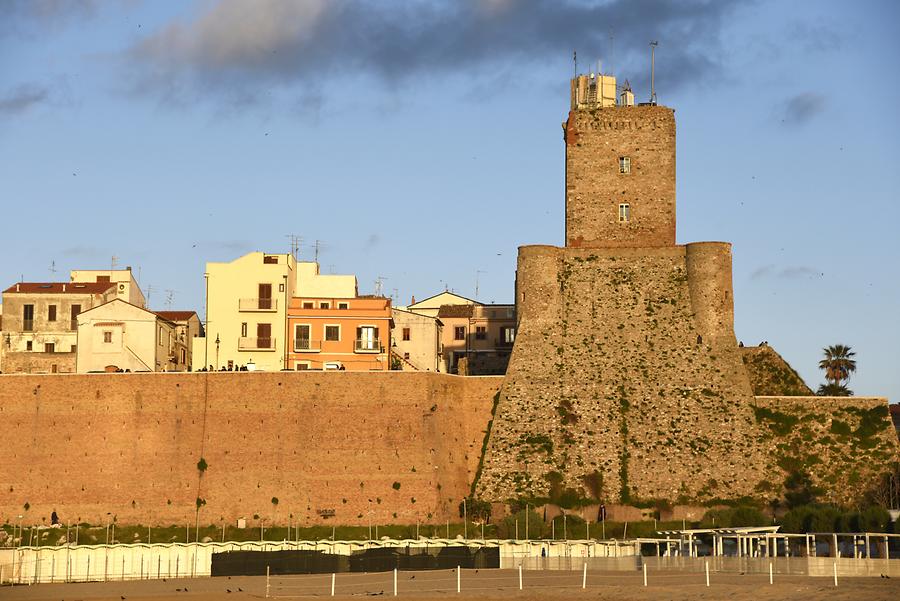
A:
[238,337,276,351]
[294,339,322,353]
[238,298,277,312]
[23,320,34,332]
[354,339,383,353]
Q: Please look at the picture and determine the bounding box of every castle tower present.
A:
[564,73,676,248]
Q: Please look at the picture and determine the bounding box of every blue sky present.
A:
[1,0,898,398]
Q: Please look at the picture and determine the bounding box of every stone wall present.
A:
[0,371,501,526]
[477,243,769,504]
[1,351,76,374]
[741,346,813,396]
[751,396,898,506]
[564,105,676,248]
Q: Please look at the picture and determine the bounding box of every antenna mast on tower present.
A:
[649,41,659,105]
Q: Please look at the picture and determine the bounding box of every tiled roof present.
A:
[3,282,115,295]
[154,310,198,321]
[437,304,474,318]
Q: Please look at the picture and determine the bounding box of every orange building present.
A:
[286,263,392,371]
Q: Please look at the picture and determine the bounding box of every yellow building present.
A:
[194,252,296,372]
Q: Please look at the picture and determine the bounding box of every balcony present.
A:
[238,337,276,351]
[294,339,322,353]
[238,298,277,312]
[354,339,383,353]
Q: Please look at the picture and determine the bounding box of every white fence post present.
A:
[393,567,397,596]
[266,565,270,598]
[643,563,647,586]
[833,561,838,587]
[582,562,587,589]
[769,562,773,585]
[331,572,335,596]
[518,564,523,590]
[457,566,461,593]
[705,560,709,587]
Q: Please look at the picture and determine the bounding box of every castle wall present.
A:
[477,244,768,504]
[564,106,676,248]
[0,372,500,526]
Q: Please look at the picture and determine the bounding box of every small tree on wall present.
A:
[271,497,279,524]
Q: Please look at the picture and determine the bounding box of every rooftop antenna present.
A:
[48,260,57,275]
[475,270,487,300]
[286,234,302,261]
[649,41,659,105]
[145,284,155,306]
[111,255,119,270]
[573,49,577,76]
[313,239,323,263]
[374,276,388,297]
[164,289,176,310]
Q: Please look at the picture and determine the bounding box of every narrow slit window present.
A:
[618,203,631,222]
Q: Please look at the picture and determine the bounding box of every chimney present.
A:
[410,295,416,305]
[16,283,20,292]
[63,284,66,292]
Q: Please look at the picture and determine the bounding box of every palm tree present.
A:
[818,344,856,385]
[816,382,852,396]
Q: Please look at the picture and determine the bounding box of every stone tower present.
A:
[565,74,676,248]
[475,72,769,506]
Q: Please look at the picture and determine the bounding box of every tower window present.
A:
[619,156,631,174]
[619,203,631,223]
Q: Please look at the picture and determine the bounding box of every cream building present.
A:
[155,311,204,370]
[390,308,443,372]
[69,268,146,308]
[194,252,297,371]
[401,291,477,319]
[76,299,183,372]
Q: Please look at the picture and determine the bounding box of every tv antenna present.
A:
[48,260,57,275]
[111,255,119,270]
[649,41,659,105]
[374,276,388,297]
[475,270,487,299]
[145,284,155,306]
[164,289,176,310]
[312,239,324,263]
[286,234,302,260]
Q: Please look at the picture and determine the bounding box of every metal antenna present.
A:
[374,276,388,297]
[48,260,57,275]
[164,289,176,310]
[475,270,487,300]
[145,284,155,306]
[649,41,659,105]
[314,240,323,263]
[285,234,302,260]
[111,255,119,270]
[573,49,577,77]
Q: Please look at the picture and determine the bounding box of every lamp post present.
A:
[215,334,220,371]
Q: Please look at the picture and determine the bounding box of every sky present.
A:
[1,0,898,398]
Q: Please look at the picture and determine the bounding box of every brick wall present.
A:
[0,371,500,526]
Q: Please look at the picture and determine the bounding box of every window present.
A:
[71,344,77,353]
[402,327,411,341]
[619,156,631,174]
[44,343,55,353]
[403,352,410,360]
[296,363,310,371]
[325,325,340,342]
[454,326,466,341]
[70,304,81,330]
[181,349,187,364]
[241,322,248,337]
[302,302,314,309]
[48,305,57,321]
[103,331,113,343]
[475,326,486,340]
[258,284,273,310]
[257,323,272,348]
[618,203,631,223]
[356,326,378,351]
[338,302,350,310]
[159,326,164,344]
[23,304,34,331]
[263,255,278,264]
[501,326,516,344]
[319,302,330,309]
[295,324,311,350]
[26,341,33,351]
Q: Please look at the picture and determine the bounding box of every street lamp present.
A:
[215,333,220,370]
